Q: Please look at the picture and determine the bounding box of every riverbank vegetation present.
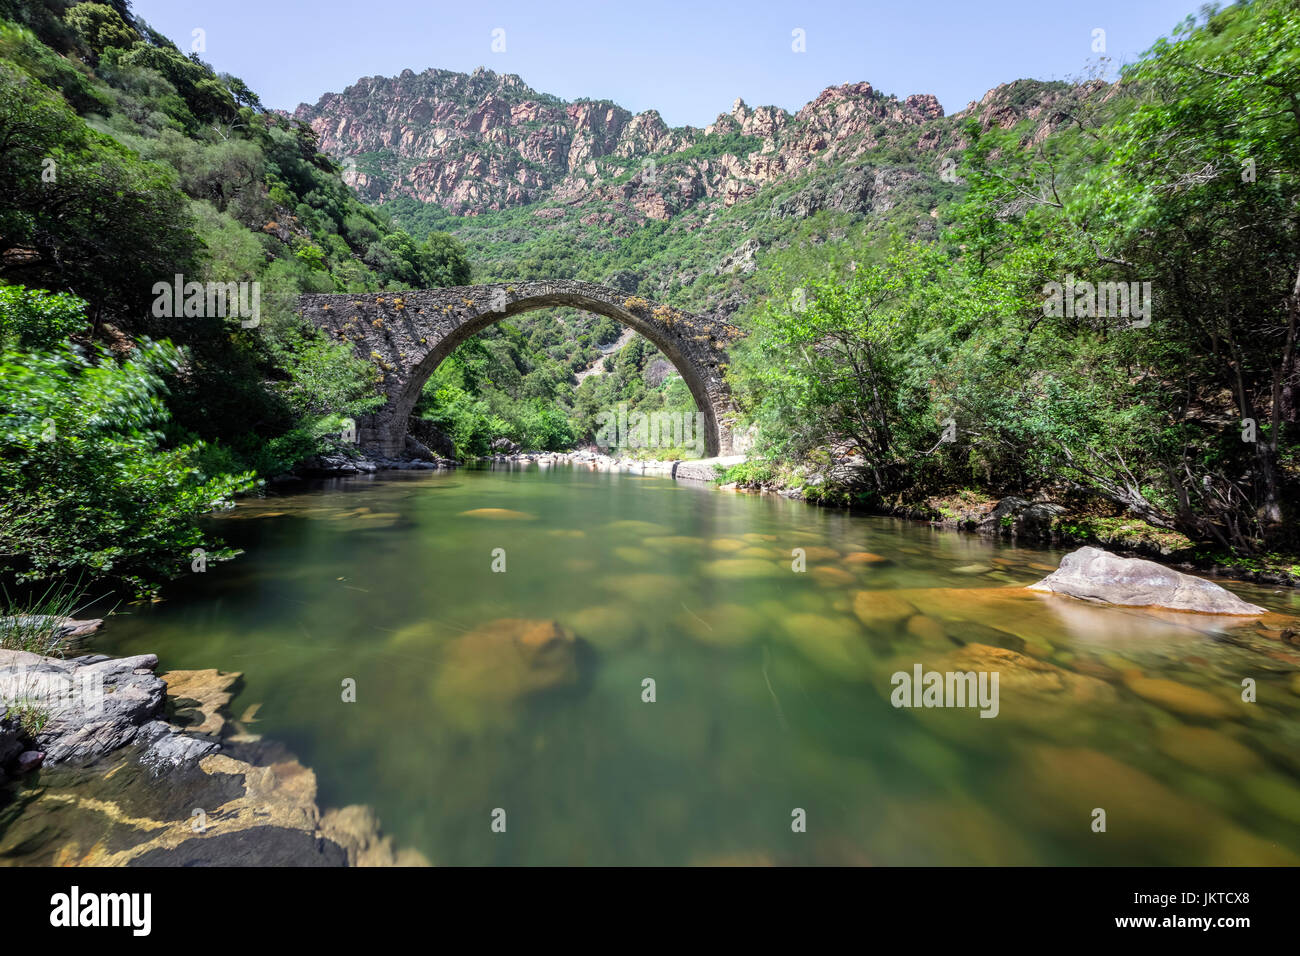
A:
[726,0,1298,563]
[0,0,470,592]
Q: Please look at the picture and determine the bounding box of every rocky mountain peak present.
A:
[293,67,1068,217]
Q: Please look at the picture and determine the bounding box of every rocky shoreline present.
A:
[0,620,425,866]
[279,444,739,484]
[721,469,1300,590]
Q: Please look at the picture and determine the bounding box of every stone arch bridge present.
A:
[299,281,743,458]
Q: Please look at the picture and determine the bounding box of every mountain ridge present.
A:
[292,64,1072,219]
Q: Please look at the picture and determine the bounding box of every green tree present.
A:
[0,60,198,321]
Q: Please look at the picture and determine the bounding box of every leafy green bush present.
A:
[0,283,87,349]
[0,293,254,594]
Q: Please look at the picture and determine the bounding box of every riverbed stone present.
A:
[780,613,872,678]
[1156,726,1262,773]
[843,551,888,564]
[320,804,431,866]
[459,508,535,520]
[852,591,917,627]
[432,618,581,712]
[904,614,948,644]
[939,643,1114,706]
[702,557,782,579]
[1122,673,1240,720]
[1028,546,1266,615]
[162,668,241,737]
[562,604,636,649]
[812,566,856,586]
[708,538,747,552]
[613,545,653,565]
[1008,745,1298,864]
[795,546,841,562]
[676,603,764,647]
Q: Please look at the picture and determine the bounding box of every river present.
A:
[24,464,1300,864]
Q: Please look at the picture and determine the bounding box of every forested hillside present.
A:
[0,0,471,591]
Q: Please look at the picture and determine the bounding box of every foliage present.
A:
[0,326,254,595]
[0,283,88,349]
[0,57,199,320]
[729,0,1299,553]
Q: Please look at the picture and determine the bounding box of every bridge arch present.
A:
[300,281,742,459]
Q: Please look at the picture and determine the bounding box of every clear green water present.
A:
[79,466,1300,864]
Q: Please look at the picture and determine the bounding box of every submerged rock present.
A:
[811,566,856,586]
[780,613,872,678]
[1156,726,1262,773]
[852,591,917,626]
[1121,673,1240,720]
[843,551,888,565]
[675,603,764,647]
[458,507,535,520]
[432,618,582,716]
[702,558,782,579]
[320,804,430,866]
[937,643,1112,704]
[1027,546,1266,615]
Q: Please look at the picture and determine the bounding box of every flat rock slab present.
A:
[1027,546,1265,615]
[0,649,216,768]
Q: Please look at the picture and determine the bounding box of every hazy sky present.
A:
[129,0,1204,125]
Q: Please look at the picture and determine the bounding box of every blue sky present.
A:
[130,0,1204,125]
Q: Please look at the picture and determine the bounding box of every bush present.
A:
[0,307,254,594]
[0,283,87,349]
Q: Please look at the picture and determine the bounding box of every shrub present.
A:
[0,320,254,595]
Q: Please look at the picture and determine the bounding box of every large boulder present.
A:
[1027,546,1266,615]
[978,496,1067,537]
